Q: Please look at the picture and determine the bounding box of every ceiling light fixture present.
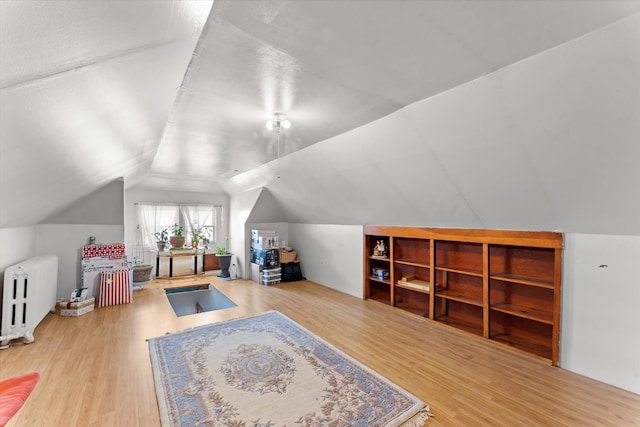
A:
[265,113,291,179]
[266,113,291,132]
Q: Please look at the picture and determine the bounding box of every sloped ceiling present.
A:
[1,0,639,231]
[237,13,640,235]
[0,0,213,227]
[239,14,640,235]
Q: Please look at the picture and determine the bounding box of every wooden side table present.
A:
[156,250,205,278]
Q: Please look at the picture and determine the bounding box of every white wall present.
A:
[43,180,124,225]
[288,224,363,298]
[229,188,262,279]
[0,226,37,272]
[0,231,39,323]
[1,184,126,299]
[561,233,640,394]
[36,224,124,299]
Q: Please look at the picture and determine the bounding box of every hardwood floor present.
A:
[1,275,639,426]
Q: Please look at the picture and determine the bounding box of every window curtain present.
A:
[182,205,213,239]
[181,205,222,243]
[136,204,180,249]
[136,203,222,249]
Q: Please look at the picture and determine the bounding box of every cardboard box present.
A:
[251,229,275,242]
[251,230,278,250]
[251,248,279,267]
[251,262,262,284]
[82,244,125,258]
[57,297,95,317]
[371,267,389,279]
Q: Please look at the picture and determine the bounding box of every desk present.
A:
[156,250,204,278]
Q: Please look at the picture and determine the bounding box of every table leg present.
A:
[156,256,160,277]
[169,258,173,278]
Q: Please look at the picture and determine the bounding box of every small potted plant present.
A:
[155,227,169,251]
[169,224,185,248]
[215,246,232,278]
[191,228,203,248]
[190,223,208,248]
[201,227,212,248]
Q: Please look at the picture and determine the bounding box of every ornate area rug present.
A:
[148,311,432,426]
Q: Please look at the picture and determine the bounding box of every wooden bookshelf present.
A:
[363,226,563,365]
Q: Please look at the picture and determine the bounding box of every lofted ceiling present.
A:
[1,0,639,228]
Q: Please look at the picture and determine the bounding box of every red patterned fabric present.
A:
[98,270,131,307]
[82,244,126,259]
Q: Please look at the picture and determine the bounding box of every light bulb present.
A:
[266,114,291,131]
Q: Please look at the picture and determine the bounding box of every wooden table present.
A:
[156,250,204,278]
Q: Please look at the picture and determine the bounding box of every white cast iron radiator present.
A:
[0,255,58,349]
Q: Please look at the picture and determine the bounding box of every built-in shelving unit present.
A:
[363,226,563,365]
[364,234,392,305]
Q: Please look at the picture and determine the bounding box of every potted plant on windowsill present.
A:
[155,227,169,252]
[215,247,232,278]
[169,224,185,248]
[190,224,208,249]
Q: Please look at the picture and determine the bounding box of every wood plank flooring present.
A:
[1,275,639,426]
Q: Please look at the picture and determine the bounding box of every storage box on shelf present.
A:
[363,226,563,365]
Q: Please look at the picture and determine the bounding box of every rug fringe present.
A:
[401,405,434,426]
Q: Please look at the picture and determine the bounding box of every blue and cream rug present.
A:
[148,311,432,426]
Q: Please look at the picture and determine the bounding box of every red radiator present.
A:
[98,270,131,308]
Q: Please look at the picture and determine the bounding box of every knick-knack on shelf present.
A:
[372,240,387,257]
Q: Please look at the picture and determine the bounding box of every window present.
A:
[136,203,222,249]
[183,204,216,244]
